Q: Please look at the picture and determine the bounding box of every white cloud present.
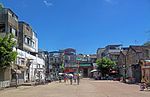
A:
[43,0,53,7]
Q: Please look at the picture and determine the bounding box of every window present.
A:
[21,60,25,65]
[8,11,12,17]
[9,27,17,36]
[24,37,28,43]
[27,38,30,45]
[0,24,5,32]
[33,42,35,47]
[26,26,29,31]
[14,16,18,22]
[50,58,53,61]
[11,28,16,36]
[31,41,35,48]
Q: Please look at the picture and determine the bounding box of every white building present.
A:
[16,49,45,83]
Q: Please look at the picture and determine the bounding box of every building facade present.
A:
[97,48,105,59]
[126,46,150,83]
[18,21,38,54]
[0,5,45,88]
[63,48,77,73]
[49,51,63,80]
[76,54,96,77]
[0,6,19,88]
[118,50,128,79]
[0,7,18,39]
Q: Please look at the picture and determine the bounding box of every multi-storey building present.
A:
[18,21,46,83]
[0,6,18,42]
[0,5,45,88]
[102,45,123,64]
[118,49,128,79]
[96,48,105,59]
[49,50,63,80]
[18,21,38,54]
[63,48,77,73]
[76,54,96,77]
[125,45,150,83]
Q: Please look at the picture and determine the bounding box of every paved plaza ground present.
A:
[0,78,150,97]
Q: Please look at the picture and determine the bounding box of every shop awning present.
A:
[79,63,92,67]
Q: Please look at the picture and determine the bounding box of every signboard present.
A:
[76,57,81,61]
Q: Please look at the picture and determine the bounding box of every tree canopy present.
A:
[96,57,116,76]
[143,41,150,46]
[0,34,17,70]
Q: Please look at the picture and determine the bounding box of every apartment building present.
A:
[0,5,45,88]
[96,48,105,59]
[0,6,18,42]
[18,21,38,54]
[102,45,123,64]
[49,51,63,80]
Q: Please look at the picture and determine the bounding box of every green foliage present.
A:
[96,57,116,76]
[143,41,150,46]
[0,3,4,11]
[0,34,17,70]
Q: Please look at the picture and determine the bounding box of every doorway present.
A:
[83,68,88,78]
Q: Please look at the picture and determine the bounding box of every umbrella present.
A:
[68,73,73,77]
[90,69,98,73]
[59,73,64,75]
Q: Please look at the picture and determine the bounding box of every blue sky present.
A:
[1,0,150,54]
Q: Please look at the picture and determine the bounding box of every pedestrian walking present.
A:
[15,73,18,88]
[73,74,77,83]
[77,73,80,85]
[64,74,66,83]
[68,74,73,85]
[59,75,62,83]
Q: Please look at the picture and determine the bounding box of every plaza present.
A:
[0,79,150,97]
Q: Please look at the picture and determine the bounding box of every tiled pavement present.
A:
[0,78,150,97]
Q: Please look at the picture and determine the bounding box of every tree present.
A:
[96,57,116,76]
[0,34,17,70]
[143,41,150,46]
